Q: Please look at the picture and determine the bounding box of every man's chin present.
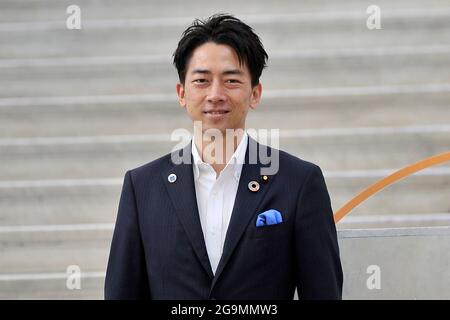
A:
[198,120,227,131]
[194,122,238,134]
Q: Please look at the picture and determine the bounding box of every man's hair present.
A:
[173,14,268,87]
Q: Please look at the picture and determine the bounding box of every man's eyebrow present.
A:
[190,69,243,76]
[222,69,243,76]
[191,69,211,75]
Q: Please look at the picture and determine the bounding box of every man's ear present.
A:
[176,83,186,107]
[249,83,262,110]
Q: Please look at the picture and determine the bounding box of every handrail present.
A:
[334,151,450,223]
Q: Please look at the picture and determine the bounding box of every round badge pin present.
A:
[248,181,260,192]
[168,173,177,183]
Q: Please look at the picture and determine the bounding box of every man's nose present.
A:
[206,81,226,103]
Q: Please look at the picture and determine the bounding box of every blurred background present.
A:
[0,0,449,299]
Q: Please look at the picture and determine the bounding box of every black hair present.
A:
[173,13,268,87]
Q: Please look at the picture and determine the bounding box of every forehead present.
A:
[186,42,249,74]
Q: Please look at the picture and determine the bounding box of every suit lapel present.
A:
[162,136,276,287]
[211,136,275,289]
[161,141,214,279]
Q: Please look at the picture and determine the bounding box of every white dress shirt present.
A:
[191,132,248,275]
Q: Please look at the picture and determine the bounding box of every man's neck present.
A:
[193,129,245,177]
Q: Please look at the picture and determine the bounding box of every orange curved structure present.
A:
[334,151,450,223]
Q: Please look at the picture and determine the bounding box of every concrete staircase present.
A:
[0,0,449,299]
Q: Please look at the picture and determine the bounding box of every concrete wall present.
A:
[338,227,450,299]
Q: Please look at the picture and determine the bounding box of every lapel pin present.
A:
[248,180,260,192]
[168,173,177,183]
[261,175,269,183]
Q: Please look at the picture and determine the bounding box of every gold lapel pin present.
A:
[248,181,260,192]
[261,175,269,183]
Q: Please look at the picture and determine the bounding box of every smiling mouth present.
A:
[203,110,230,115]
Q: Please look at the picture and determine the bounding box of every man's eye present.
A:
[226,79,240,84]
[193,79,207,83]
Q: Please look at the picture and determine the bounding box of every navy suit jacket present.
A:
[105,136,343,299]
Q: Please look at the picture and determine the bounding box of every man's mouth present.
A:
[203,110,230,120]
[203,110,230,115]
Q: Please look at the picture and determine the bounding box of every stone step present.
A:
[1,173,448,226]
[0,132,448,180]
[0,184,121,226]
[1,53,450,98]
[1,0,446,23]
[2,10,449,59]
[0,229,111,274]
[1,93,449,138]
[0,276,104,299]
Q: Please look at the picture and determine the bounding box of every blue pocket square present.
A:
[256,209,283,227]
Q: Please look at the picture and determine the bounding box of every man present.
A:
[105,14,343,300]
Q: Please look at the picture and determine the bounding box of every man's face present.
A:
[176,42,262,134]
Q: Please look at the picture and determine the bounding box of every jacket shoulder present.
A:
[126,145,187,182]
[279,148,319,170]
[271,146,323,180]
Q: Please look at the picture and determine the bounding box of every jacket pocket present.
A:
[249,221,289,239]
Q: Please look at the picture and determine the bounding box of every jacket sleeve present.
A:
[104,170,151,299]
[294,165,343,299]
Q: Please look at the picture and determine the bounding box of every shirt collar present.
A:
[192,131,248,181]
